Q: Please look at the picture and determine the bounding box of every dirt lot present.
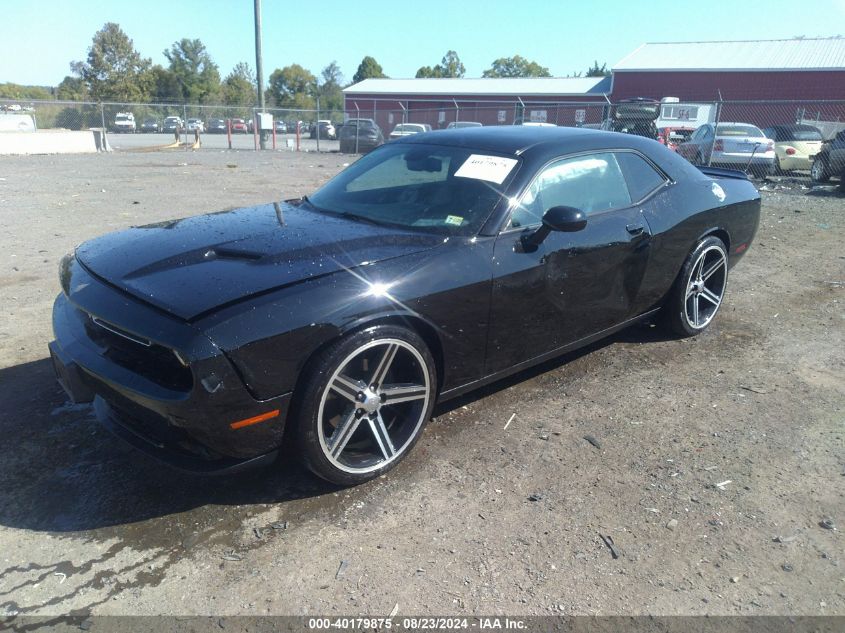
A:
[0,149,842,618]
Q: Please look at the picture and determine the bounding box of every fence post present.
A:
[99,103,107,141]
[316,97,321,153]
[355,103,360,154]
[708,95,722,167]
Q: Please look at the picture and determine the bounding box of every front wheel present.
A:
[294,325,437,485]
[811,157,830,183]
[664,236,729,337]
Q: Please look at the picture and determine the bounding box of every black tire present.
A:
[664,236,729,337]
[293,324,437,486]
[811,157,830,183]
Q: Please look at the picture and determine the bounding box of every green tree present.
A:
[317,61,344,112]
[0,83,53,100]
[267,64,316,109]
[352,56,386,84]
[416,50,465,78]
[439,50,465,78]
[586,61,610,77]
[73,22,153,102]
[482,55,551,78]
[223,62,256,106]
[415,66,441,78]
[163,38,221,103]
[149,65,182,103]
[56,76,87,100]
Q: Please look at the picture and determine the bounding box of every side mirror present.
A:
[520,206,587,251]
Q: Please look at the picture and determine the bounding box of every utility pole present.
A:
[254,0,266,149]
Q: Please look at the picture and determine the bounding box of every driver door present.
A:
[485,151,653,375]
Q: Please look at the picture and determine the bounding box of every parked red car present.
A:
[658,126,695,152]
[230,119,249,134]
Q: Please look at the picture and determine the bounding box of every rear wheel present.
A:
[294,325,436,485]
[664,236,729,337]
[811,157,830,183]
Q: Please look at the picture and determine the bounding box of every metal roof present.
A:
[343,76,611,97]
[614,37,845,72]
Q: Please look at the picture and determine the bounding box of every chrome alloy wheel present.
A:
[811,158,826,182]
[317,339,431,474]
[684,244,728,330]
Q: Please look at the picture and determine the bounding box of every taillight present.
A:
[785,147,796,155]
[714,139,723,152]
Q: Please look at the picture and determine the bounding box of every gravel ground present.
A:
[0,149,842,618]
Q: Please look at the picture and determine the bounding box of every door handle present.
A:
[626,223,646,236]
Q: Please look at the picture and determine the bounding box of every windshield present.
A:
[717,125,764,137]
[307,143,518,235]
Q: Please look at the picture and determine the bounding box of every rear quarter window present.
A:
[616,152,667,202]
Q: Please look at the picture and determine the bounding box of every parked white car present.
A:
[113,112,136,133]
[186,118,205,133]
[389,123,431,140]
[446,121,482,129]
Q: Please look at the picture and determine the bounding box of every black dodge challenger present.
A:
[50,127,760,484]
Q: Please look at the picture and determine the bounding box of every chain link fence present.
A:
[3,97,844,181]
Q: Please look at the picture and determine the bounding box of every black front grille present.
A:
[80,311,193,392]
[102,389,222,461]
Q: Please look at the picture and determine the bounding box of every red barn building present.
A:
[611,38,845,128]
[342,38,845,134]
[342,76,612,133]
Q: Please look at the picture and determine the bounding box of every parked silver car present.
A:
[678,122,775,176]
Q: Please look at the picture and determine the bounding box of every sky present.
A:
[2,0,845,87]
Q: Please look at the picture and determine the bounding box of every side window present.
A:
[509,153,632,228]
[616,152,667,202]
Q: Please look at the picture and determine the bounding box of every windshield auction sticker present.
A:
[455,154,518,184]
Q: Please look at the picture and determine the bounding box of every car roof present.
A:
[399,125,629,156]
[769,123,820,131]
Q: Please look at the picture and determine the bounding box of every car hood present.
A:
[75,202,444,321]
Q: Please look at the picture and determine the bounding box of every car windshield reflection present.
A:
[307,143,517,234]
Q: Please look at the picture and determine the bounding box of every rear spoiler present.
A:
[696,166,751,180]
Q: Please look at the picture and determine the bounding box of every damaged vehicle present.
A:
[50,127,760,485]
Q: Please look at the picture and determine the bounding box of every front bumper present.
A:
[50,261,291,473]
